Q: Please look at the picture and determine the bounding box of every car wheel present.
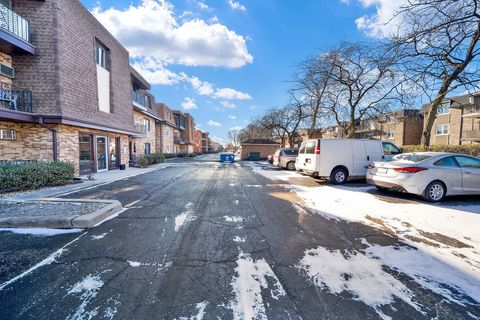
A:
[330,167,348,185]
[375,185,389,192]
[423,181,446,202]
[286,161,296,171]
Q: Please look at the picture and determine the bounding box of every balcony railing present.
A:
[132,90,146,108]
[0,4,31,43]
[0,82,32,113]
[464,129,480,141]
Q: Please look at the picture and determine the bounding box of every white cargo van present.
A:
[295,139,401,184]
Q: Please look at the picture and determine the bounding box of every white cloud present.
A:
[228,0,246,11]
[215,88,252,100]
[220,101,236,109]
[349,0,405,38]
[182,97,197,110]
[229,126,243,131]
[187,76,215,96]
[92,0,253,68]
[207,120,222,127]
[196,1,209,10]
[228,115,236,119]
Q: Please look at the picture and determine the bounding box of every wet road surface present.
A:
[0,155,478,319]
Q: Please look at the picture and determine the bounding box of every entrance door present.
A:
[96,136,108,171]
[109,137,120,169]
[79,134,93,175]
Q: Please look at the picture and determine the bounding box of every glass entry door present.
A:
[96,136,108,171]
[79,134,93,175]
[109,137,120,169]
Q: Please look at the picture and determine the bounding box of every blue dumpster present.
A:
[220,153,235,162]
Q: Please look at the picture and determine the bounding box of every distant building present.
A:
[239,139,281,160]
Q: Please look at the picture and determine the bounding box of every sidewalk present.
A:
[2,163,169,202]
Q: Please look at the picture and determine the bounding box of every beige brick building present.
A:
[421,93,480,146]
[240,139,281,160]
[155,103,176,155]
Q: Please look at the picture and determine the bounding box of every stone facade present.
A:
[154,103,176,154]
[131,111,157,158]
[0,121,53,161]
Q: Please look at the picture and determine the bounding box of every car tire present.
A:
[330,167,348,185]
[286,161,296,171]
[375,185,389,192]
[423,181,446,202]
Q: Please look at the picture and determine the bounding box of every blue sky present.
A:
[81,0,383,143]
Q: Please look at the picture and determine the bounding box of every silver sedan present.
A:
[366,152,480,202]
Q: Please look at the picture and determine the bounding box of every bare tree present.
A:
[257,102,307,147]
[392,0,480,145]
[321,42,406,138]
[237,122,274,143]
[291,55,333,138]
[227,129,241,151]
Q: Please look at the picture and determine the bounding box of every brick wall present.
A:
[0,52,12,85]
[158,123,175,154]
[13,0,136,132]
[240,144,280,160]
[403,117,423,146]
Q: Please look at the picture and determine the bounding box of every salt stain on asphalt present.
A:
[0,233,86,291]
[175,202,195,232]
[229,251,286,320]
[66,274,104,320]
[297,246,422,319]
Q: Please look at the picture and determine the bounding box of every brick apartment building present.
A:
[193,128,202,154]
[155,102,176,155]
[421,93,480,145]
[0,0,143,175]
[173,110,195,155]
[201,131,209,153]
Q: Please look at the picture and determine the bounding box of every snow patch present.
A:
[224,216,243,223]
[229,183,238,187]
[0,228,82,236]
[234,200,240,205]
[127,261,142,267]
[175,202,195,232]
[66,274,104,320]
[297,246,421,318]
[229,251,286,320]
[90,229,112,240]
[233,236,246,243]
[245,184,262,188]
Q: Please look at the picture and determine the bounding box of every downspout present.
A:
[38,117,58,161]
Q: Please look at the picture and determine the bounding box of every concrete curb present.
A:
[0,198,122,229]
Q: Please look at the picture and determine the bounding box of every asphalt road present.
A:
[0,155,478,319]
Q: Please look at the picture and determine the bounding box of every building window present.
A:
[167,111,170,120]
[386,131,395,139]
[435,124,449,135]
[437,103,450,115]
[166,127,170,136]
[145,143,151,155]
[144,118,150,132]
[0,128,16,140]
[95,42,107,69]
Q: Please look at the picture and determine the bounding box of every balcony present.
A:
[0,4,34,54]
[463,129,480,141]
[132,90,146,109]
[463,105,480,118]
[0,82,32,113]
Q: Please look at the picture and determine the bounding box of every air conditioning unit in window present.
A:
[0,63,14,78]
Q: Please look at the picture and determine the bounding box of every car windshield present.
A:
[283,149,298,156]
[392,153,432,163]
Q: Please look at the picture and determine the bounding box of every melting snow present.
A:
[297,246,422,318]
[66,274,104,320]
[175,202,195,232]
[90,230,112,240]
[178,301,208,320]
[229,251,286,320]
[224,216,243,223]
[234,200,240,205]
[233,236,246,243]
[127,261,142,267]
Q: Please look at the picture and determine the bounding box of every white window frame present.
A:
[95,42,107,69]
[0,128,16,140]
[435,124,450,135]
[166,127,170,136]
[144,118,150,132]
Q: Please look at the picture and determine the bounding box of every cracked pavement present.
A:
[0,155,478,319]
